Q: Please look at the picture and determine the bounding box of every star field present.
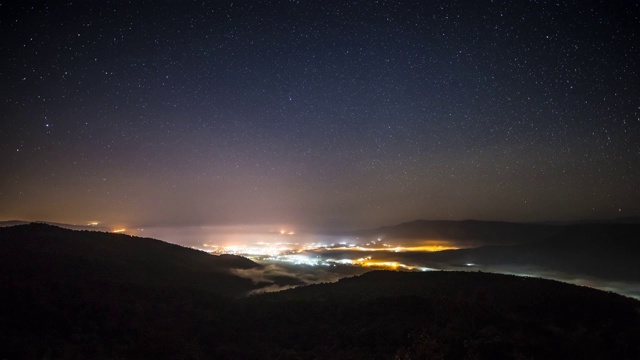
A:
[1,1,639,229]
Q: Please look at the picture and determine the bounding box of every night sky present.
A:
[1,1,639,230]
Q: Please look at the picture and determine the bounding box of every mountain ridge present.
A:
[0,223,262,297]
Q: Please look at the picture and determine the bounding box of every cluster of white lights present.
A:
[191,233,454,272]
[244,253,433,271]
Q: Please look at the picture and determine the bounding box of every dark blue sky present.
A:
[1,1,639,230]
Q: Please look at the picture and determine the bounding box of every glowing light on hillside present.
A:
[112,228,126,233]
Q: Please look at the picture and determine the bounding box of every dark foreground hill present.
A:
[1,224,639,359]
[252,271,640,359]
[0,223,261,296]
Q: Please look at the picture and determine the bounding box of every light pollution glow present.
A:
[194,234,454,271]
[107,226,459,270]
[111,225,456,271]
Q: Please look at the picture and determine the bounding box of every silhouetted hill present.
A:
[0,219,114,232]
[536,216,640,225]
[0,223,261,296]
[410,223,640,281]
[347,220,640,283]
[354,219,556,246]
[0,220,29,227]
[249,271,640,359]
[354,218,640,246]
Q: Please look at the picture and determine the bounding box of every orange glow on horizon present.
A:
[325,245,459,252]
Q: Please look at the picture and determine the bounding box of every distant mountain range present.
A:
[341,219,640,286]
[353,217,640,245]
[418,223,640,279]
[353,219,555,246]
[1,223,639,359]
